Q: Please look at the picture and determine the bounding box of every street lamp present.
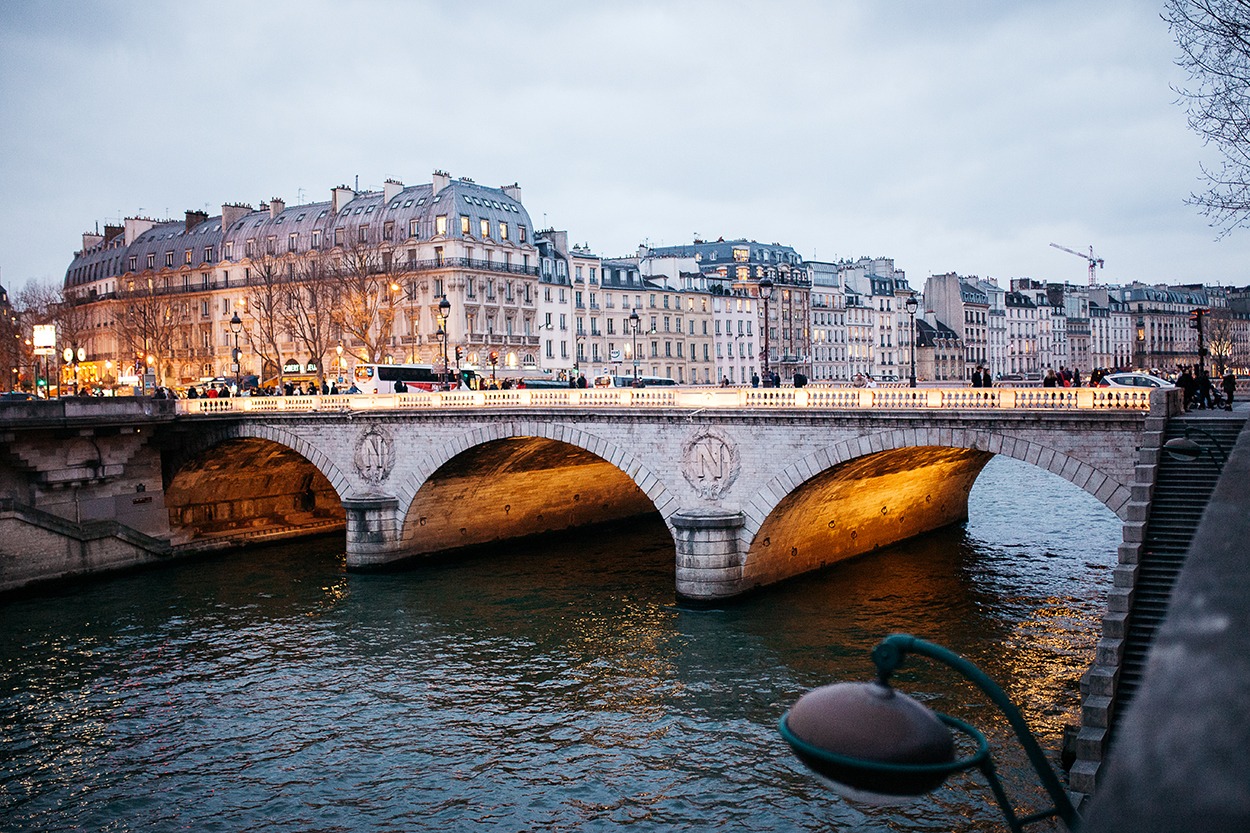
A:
[629,309,641,384]
[779,633,1080,833]
[336,342,345,384]
[1135,317,1146,371]
[905,295,919,388]
[759,277,774,386]
[438,295,451,390]
[229,310,243,394]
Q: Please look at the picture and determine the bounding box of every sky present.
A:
[1,0,1246,292]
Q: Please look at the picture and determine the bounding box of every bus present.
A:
[593,374,679,388]
[353,363,475,393]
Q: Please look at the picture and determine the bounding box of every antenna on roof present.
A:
[297,187,305,204]
[355,174,359,191]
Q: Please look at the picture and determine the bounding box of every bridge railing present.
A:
[176,385,1172,415]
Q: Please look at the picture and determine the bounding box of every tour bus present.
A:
[353,363,476,393]
[593,374,679,388]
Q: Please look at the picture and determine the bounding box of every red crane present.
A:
[1049,243,1104,286]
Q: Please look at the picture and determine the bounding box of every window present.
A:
[436,215,448,236]
[244,239,254,257]
[288,233,298,252]
[185,249,193,265]
[461,215,471,235]
[146,253,155,269]
[334,228,344,246]
[358,225,368,243]
[224,241,233,259]
[128,255,138,271]
[266,236,276,255]
[311,229,322,249]
[383,221,394,240]
[480,218,490,238]
[519,225,527,243]
[499,222,508,241]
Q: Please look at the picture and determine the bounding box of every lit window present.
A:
[480,218,490,238]
[499,222,508,241]
[436,215,448,236]
[461,215,471,235]
[409,219,420,238]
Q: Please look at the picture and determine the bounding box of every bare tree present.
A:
[114,277,179,385]
[278,256,338,389]
[243,251,288,391]
[330,236,398,364]
[1165,1,1250,233]
[1205,306,1249,372]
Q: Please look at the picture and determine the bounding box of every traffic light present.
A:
[455,346,463,361]
[1189,308,1208,329]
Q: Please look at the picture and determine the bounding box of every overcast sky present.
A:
[1,0,1245,292]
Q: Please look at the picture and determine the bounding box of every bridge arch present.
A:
[163,422,352,546]
[735,427,1131,592]
[392,421,677,559]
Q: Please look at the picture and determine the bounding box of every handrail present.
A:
[175,384,1168,415]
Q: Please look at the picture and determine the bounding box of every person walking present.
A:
[1223,370,1237,411]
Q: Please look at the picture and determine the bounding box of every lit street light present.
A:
[438,295,451,390]
[759,277,774,386]
[229,311,243,394]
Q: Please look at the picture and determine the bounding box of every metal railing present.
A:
[176,384,1170,416]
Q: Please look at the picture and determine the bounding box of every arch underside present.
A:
[165,437,345,547]
[399,437,659,559]
[744,446,994,589]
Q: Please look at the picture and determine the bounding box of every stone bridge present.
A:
[0,385,1168,600]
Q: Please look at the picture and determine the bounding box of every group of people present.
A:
[751,370,783,388]
[1176,366,1236,412]
[1041,366,1085,388]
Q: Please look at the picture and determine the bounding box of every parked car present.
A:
[0,391,37,401]
[1098,372,1175,389]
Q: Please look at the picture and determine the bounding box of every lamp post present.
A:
[905,296,919,388]
[759,277,774,386]
[1135,317,1145,371]
[336,342,345,385]
[489,350,498,384]
[438,295,451,390]
[629,309,641,384]
[779,633,1080,833]
[229,311,243,394]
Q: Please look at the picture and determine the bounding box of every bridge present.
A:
[0,385,1165,602]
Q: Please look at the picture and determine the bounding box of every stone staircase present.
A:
[1070,411,1245,796]
[1113,416,1242,715]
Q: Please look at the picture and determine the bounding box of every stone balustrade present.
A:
[177,384,1168,416]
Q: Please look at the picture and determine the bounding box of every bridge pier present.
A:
[672,509,748,603]
[342,496,403,567]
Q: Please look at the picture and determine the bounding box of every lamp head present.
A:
[439,296,451,314]
[780,681,956,802]
[905,296,919,315]
[1163,437,1202,463]
[759,277,774,300]
[229,311,243,333]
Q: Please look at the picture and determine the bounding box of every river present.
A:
[0,456,1118,832]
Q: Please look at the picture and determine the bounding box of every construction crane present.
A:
[1049,243,1104,286]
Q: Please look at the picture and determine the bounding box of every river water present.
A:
[0,456,1119,832]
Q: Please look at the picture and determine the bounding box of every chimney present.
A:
[432,169,450,194]
[500,183,522,203]
[221,203,253,231]
[269,198,285,219]
[103,224,124,244]
[332,185,355,214]
[383,179,404,204]
[185,210,208,232]
[124,216,157,245]
[81,231,104,251]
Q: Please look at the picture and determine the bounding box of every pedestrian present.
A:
[1222,370,1236,411]
[1195,367,1214,409]
[187,385,199,399]
[751,372,760,388]
[793,371,807,388]
[720,376,730,388]
[971,366,983,388]
[1043,368,1057,388]
[577,373,588,389]
[1177,367,1195,411]
[1072,368,1082,388]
